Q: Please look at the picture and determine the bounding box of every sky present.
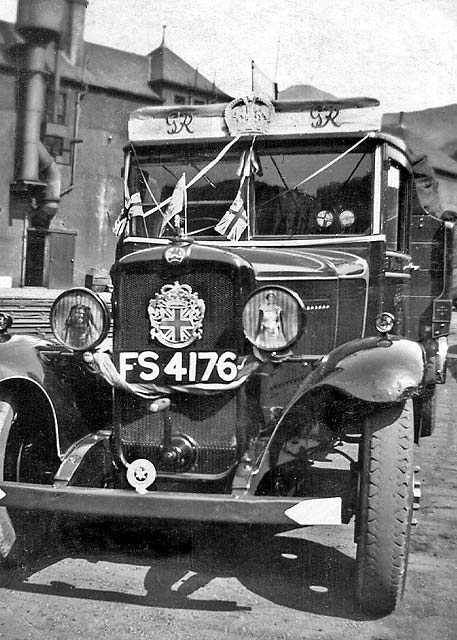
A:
[1,0,456,113]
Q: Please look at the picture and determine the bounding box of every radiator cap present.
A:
[126,459,157,494]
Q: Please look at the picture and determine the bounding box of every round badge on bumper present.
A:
[126,459,157,494]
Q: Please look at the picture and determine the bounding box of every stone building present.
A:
[0,0,230,301]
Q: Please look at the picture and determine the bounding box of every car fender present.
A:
[0,334,62,455]
[0,334,99,459]
[309,335,425,403]
[0,334,53,383]
[284,335,424,408]
[250,336,425,492]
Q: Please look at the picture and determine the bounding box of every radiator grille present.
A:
[115,266,240,352]
[115,390,239,476]
[113,260,246,478]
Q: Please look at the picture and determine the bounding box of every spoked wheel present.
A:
[356,400,414,615]
[0,395,57,567]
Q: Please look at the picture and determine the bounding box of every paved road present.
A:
[1,322,457,640]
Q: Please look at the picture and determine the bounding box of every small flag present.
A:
[113,209,128,236]
[237,148,262,178]
[252,60,278,100]
[129,192,144,217]
[161,173,186,233]
[113,192,143,236]
[215,189,248,241]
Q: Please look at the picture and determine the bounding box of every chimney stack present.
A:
[15,0,66,186]
[63,0,88,67]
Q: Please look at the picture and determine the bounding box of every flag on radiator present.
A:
[160,173,186,233]
[215,188,248,241]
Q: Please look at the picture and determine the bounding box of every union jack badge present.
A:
[148,281,205,348]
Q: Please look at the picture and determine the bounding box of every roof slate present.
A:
[84,42,160,100]
[148,43,231,99]
[0,19,228,102]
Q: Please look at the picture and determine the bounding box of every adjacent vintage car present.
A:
[0,95,453,614]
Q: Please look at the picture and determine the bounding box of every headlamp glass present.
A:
[242,286,304,352]
[50,288,110,351]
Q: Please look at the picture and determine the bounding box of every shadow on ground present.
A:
[0,516,370,620]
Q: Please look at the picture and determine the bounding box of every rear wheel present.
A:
[356,400,414,615]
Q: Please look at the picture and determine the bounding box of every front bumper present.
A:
[0,481,342,526]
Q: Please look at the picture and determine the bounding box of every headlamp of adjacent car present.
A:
[242,286,305,353]
[0,312,13,333]
[50,287,110,351]
[375,312,395,335]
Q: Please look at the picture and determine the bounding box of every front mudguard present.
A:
[0,334,52,384]
[0,334,111,458]
[310,335,425,403]
[290,335,425,408]
[249,335,425,493]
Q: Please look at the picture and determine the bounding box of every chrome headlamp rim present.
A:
[375,312,395,335]
[242,285,306,352]
[50,287,110,352]
[0,312,13,332]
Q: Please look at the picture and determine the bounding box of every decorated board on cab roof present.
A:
[128,95,382,143]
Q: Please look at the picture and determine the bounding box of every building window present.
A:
[46,91,67,124]
[174,95,186,105]
[43,135,71,165]
[44,135,64,158]
[193,99,205,105]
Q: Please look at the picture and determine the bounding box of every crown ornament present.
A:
[224,94,275,135]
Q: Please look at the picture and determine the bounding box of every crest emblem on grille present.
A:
[148,281,205,348]
[163,244,190,264]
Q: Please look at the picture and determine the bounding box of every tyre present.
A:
[0,395,56,566]
[356,400,414,615]
[0,399,17,563]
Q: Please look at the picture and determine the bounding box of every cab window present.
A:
[385,160,410,252]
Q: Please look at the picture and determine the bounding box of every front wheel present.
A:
[356,400,414,615]
[0,396,56,566]
[0,399,17,562]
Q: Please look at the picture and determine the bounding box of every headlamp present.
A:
[242,286,305,352]
[0,313,13,333]
[50,287,110,351]
[375,312,395,335]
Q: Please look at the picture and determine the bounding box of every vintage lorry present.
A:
[0,95,453,614]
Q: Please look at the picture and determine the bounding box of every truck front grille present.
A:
[114,390,239,477]
[115,265,240,352]
[113,259,248,482]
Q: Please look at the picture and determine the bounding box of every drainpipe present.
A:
[16,42,49,187]
[14,0,66,220]
[65,0,89,67]
[37,141,61,216]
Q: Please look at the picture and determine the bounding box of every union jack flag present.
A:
[215,189,248,241]
[160,173,186,234]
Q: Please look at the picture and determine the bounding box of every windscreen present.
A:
[125,140,374,239]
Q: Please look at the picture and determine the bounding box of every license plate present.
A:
[117,350,239,385]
